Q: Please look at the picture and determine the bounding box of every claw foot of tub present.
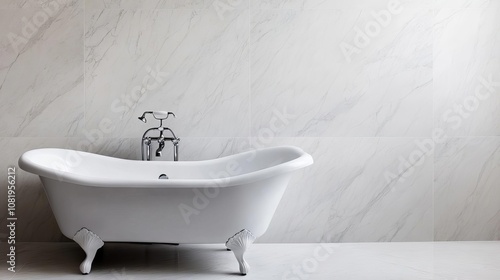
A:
[225,229,256,275]
[73,228,104,274]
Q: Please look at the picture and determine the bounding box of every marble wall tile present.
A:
[259,137,433,243]
[251,0,434,10]
[434,0,493,10]
[434,137,500,241]
[84,7,250,138]
[204,0,249,11]
[0,0,79,9]
[433,4,500,136]
[250,7,433,137]
[85,0,205,10]
[1,0,499,243]
[0,0,84,137]
[71,137,137,159]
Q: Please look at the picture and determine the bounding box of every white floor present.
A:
[1,242,500,279]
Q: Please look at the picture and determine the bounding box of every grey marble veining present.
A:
[259,138,433,243]
[250,6,433,137]
[434,137,500,241]
[0,0,79,9]
[251,0,434,10]
[0,0,84,137]
[434,0,494,9]
[85,0,205,10]
[433,3,500,137]
[0,0,499,244]
[84,6,250,138]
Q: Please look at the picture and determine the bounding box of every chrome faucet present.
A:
[156,138,165,157]
[138,111,180,161]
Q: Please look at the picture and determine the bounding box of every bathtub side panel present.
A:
[40,174,291,243]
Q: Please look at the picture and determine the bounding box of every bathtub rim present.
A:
[18,145,313,188]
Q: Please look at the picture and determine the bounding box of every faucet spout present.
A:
[156,139,165,157]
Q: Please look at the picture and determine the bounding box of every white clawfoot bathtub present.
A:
[18,146,313,275]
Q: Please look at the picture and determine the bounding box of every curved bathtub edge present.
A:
[18,146,314,189]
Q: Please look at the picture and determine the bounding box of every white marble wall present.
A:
[0,0,499,242]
